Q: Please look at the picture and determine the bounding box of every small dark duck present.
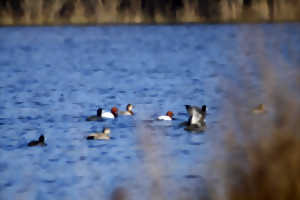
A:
[28,135,46,147]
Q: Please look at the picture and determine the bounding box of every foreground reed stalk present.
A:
[209,27,300,200]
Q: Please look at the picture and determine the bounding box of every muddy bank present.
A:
[0,0,300,25]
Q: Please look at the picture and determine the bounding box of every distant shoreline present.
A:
[1,0,300,26]
[0,21,300,27]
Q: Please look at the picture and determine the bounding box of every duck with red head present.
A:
[102,107,118,119]
[86,107,118,121]
[157,111,174,120]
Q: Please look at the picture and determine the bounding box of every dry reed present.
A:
[1,0,300,25]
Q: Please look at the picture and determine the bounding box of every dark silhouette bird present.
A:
[28,135,46,147]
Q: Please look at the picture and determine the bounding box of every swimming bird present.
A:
[86,128,111,140]
[86,108,103,121]
[28,135,46,147]
[252,104,265,114]
[86,107,118,121]
[157,111,174,120]
[119,104,134,116]
[185,105,207,125]
[183,105,207,132]
[184,123,206,132]
[102,107,118,119]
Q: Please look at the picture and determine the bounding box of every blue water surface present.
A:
[0,24,299,200]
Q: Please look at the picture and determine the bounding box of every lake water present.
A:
[0,24,299,200]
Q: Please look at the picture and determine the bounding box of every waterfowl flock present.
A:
[27,103,265,146]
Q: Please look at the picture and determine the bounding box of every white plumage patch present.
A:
[102,112,115,119]
[157,115,172,120]
[190,111,203,125]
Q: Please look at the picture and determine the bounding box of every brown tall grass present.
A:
[212,93,300,200]
[0,0,300,25]
[209,27,300,200]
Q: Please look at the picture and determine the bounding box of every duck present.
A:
[184,123,206,132]
[119,104,134,116]
[28,134,46,146]
[157,111,174,120]
[102,107,118,119]
[185,105,206,125]
[252,104,265,114]
[183,105,207,132]
[86,107,118,121]
[86,108,103,121]
[86,128,111,140]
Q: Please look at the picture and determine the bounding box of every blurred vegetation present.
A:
[0,0,300,25]
[211,89,300,199]
[207,28,300,200]
[107,28,300,200]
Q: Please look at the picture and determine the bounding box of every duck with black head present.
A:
[86,107,118,121]
[86,108,103,121]
[28,135,46,147]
